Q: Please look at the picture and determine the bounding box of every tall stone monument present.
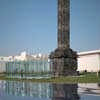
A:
[50,0,77,76]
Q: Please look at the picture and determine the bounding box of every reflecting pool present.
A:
[0,80,100,100]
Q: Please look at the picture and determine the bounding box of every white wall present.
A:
[0,62,6,73]
[78,53,100,72]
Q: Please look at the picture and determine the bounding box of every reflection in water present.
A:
[98,83,100,87]
[78,84,100,96]
[0,80,79,100]
[52,84,79,100]
[5,81,53,98]
[0,81,100,100]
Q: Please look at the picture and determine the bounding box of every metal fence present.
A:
[4,59,53,78]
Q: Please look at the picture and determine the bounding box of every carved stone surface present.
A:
[50,0,77,77]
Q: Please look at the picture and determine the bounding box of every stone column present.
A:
[50,0,77,77]
[58,0,70,49]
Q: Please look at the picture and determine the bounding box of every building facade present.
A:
[78,50,100,72]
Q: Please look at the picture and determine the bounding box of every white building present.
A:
[14,51,34,61]
[0,56,13,73]
[0,56,13,62]
[0,51,35,62]
[78,50,100,72]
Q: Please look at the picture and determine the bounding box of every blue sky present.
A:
[0,0,100,56]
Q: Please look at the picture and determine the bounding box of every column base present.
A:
[49,48,77,77]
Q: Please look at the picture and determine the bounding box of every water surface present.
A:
[0,80,100,100]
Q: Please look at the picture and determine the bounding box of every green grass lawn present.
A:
[0,73,100,83]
